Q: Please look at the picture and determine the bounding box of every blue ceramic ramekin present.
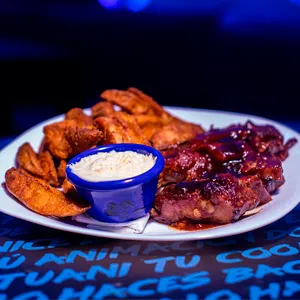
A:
[66,144,164,223]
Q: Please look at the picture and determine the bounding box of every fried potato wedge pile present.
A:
[99,87,204,149]
[4,87,205,218]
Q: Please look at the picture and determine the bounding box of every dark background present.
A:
[1,0,300,136]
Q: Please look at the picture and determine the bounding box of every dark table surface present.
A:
[1,122,300,300]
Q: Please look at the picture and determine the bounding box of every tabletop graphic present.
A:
[1,203,300,299]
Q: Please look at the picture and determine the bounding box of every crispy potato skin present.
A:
[134,115,166,140]
[94,112,149,145]
[38,137,48,154]
[57,160,67,180]
[101,89,147,114]
[62,178,76,195]
[43,120,103,159]
[151,119,205,150]
[92,101,115,118]
[5,168,90,217]
[17,143,44,176]
[127,87,173,122]
[94,117,125,144]
[65,108,93,126]
[101,88,172,122]
[39,151,59,186]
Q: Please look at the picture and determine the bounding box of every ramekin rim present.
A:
[66,143,165,190]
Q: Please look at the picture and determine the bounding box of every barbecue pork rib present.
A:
[152,173,271,225]
[152,121,297,226]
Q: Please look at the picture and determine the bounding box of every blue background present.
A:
[1,0,300,136]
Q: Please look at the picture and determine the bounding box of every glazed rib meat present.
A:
[160,121,295,187]
[152,121,297,226]
[159,148,213,187]
[189,121,297,160]
[152,174,271,225]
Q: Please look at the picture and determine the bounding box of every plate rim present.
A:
[1,107,300,241]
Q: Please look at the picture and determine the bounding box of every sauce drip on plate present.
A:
[170,220,220,231]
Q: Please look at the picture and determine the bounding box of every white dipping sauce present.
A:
[70,150,156,182]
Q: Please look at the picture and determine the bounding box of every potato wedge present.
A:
[17,143,44,177]
[5,168,90,217]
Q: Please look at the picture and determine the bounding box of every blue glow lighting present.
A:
[98,0,119,9]
[290,0,300,5]
[149,0,228,15]
[126,0,151,12]
[221,0,300,30]
[0,38,51,59]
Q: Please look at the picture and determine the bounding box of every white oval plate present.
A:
[1,107,299,241]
